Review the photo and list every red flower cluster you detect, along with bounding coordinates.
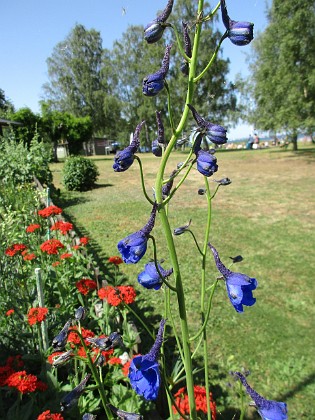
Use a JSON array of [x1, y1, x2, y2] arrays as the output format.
[[22, 250, 37, 261], [27, 307, 48, 326], [50, 221, 73, 235], [60, 252, 73, 259], [37, 410, 64, 420], [108, 256, 123, 265], [76, 278, 97, 295], [38, 205, 62, 218], [5, 243, 27, 257], [173, 386, 217, 419], [40, 239, 65, 255], [67, 326, 95, 347], [80, 237, 89, 245], [108, 357, 122, 365], [6, 309, 14, 316], [26, 224, 41, 233], [98, 285, 136, 306], [6, 370, 47, 394]]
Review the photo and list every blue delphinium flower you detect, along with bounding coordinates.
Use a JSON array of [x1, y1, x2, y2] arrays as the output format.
[[144, 0, 174, 44], [60, 374, 91, 411], [196, 150, 219, 177], [113, 121, 145, 172], [118, 203, 157, 264], [220, 0, 254, 46], [208, 243, 257, 313], [52, 318, 72, 350], [143, 45, 172, 96], [180, 21, 192, 76], [129, 319, 166, 400], [231, 372, 288, 420], [188, 104, 227, 145], [138, 262, 173, 290]]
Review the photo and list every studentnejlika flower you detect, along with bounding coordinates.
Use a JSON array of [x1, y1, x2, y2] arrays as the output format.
[[117, 203, 157, 264], [40, 239, 65, 255], [128, 319, 166, 400], [138, 262, 173, 290], [144, 0, 174, 43], [113, 121, 145, 172], [27, 307, 48, 326], [220, 0, 254, 46], [209, 243, 257, 313], [143, 45, 172, 96], [75, 278, 97, 295], [231, 372, 288, 420], [38, 205, 62, 218]]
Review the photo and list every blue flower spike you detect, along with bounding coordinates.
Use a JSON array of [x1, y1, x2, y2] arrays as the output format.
[[220, 0, 254, 46], [118, 203, 158, 264], [231, 372, 288, 420], [107, 403, 143, 419], [187, 104, 227, 145], [138, 262, 173, 290], [208, 243, 257, 313], [113, 121, 145, 172], [180, 21, 192, 76], [143, 45, 172, 97], [129, 319, 166, 400], [60, 374, 91, 412], [144, 0, 174, 44]]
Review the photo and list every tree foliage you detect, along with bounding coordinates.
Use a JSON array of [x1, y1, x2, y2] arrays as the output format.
[[247, 0, 315, 148], [0, 88, 14, 118]]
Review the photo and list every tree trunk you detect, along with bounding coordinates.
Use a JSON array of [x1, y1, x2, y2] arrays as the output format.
[[291, 131, 298, 151]]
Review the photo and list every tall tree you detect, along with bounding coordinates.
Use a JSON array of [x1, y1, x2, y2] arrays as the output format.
[[247, 0, 315, 149], [42, 24, 108, 133], [0, 88, 14, 118]]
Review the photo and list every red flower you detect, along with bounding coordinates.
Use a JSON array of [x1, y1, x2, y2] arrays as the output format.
[[60, 253, 73, 259], [80, 237, 89, 245], [6, 370, 38, 394], [6, 309, 14, 316], [172, 386, 217, 419], [47, 352, 64, 365], [50, 221, 73, 235], [98, 285, 136, 306], [23, 253, 37, 261], [37, 410, 64, 420], [67, 326, 95, 347], [5, 243, 27, 257], [38, 205, 62, 218], [108, 256, 123, 265], [52, 261, 60, 267], [27, 307, 48, 326], [76, 278, 97, 295], [108, 357, 122, 365], [72, 245, 80, 250], [40, 239, 65, 255], [6, 355, 24, 370], [26, 224, 41, 233]]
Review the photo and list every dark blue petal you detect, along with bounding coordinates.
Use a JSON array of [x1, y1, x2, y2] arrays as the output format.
[[152, 139, 162, 157], [258, 401, 288, 420], [144, 21, 166, 43], [143, 76, 165, 96], [196, 150, 218, 177], [229, 21, 254, 46], [206, 124, 227, 144], [129, 356, 160, 400], [117, 232, 148, 264]]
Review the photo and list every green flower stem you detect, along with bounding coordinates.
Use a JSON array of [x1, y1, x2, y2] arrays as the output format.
[[170, 23, 191, 62], [186, 229, 203, 255], [163, 160, 195, 206], [172, 335, 203, 385], [75, 329, 113, 419], [200, 177, 213, 420], [165, 82, 175, 133], [123, 303, 155, 340], [194, 32, 227, 83], [153, 1, 206, 417], [211, 184, 220, 199], [203, 0, 221, 22], [149, 235, 177, 292], [134, 156, 155, 205], [35, 268, 49, 352]]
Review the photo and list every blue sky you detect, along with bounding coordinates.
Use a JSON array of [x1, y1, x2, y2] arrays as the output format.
[[1, 0, 269, 140]]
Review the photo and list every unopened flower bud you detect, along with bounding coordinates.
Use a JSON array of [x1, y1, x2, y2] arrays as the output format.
[[220, 0, 254, 46], [144, 0, 174, 44], [143, 45, 172, 96], [173, 219, 192, 235]]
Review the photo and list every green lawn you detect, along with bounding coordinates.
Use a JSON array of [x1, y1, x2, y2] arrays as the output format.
[[51, 145, 315, 419]]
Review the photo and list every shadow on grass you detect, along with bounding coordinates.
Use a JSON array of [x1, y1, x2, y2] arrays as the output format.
[[277, 371, 315, 401], [94, 183, 114, 189]]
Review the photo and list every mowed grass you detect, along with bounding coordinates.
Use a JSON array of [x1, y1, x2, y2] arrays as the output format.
[[51, 146, 315, 419]]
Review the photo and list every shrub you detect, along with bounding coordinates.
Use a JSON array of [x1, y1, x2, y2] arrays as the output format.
[[62, 156, 99, 191]]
